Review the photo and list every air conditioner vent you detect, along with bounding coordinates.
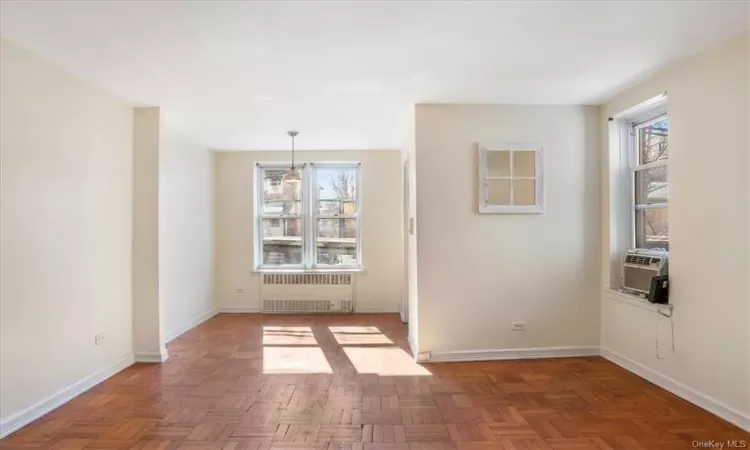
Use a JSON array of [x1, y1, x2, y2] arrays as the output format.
[[624, 255, 662, 266]]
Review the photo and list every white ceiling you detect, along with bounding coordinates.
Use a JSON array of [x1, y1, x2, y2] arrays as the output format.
[[1, 1, 747, 150]]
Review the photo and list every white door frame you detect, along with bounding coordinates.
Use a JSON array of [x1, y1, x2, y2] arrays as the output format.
[[400, 158, 409, 323]]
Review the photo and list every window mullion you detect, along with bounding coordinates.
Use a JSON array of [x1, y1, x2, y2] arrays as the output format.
[[310, 164, 318, 269], [304, 165, 313, 269], [312, 165, 317, 269]]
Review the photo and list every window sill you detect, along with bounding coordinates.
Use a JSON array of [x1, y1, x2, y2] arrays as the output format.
[[604, 288, 672, 313], [252, 267, 366, 274]]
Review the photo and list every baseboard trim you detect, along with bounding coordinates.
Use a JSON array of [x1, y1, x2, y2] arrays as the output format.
[[165, 309, 217, 343], [408, 334, 418, 360], [0, 353, 134, 439], [218, 306, 260, 313], [134, 350, 169, 363], [601, 347, 749, 431], [428, 346, 600, 363], [218, 306, 400, 314]]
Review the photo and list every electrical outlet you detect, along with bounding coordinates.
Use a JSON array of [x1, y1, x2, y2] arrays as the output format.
[[95, 334, 105, 345], [511, 322, 526, 331], [236, 288, 244, 293]]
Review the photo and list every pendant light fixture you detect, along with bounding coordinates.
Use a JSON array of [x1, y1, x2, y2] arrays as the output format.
[[283, 130, 302, 182]]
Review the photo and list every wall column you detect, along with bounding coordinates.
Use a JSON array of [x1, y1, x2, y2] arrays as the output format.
[[132, 107, 166, 362]]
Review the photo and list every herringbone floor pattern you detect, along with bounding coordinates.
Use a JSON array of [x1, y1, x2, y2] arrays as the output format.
[[1, 314, 746, 449]]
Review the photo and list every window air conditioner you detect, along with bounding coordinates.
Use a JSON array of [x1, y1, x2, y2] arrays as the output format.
[[621, 249, 668, 295]]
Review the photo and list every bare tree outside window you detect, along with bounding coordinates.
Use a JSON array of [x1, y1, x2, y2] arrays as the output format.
[[316, 168, 358, 265], [330, 170, 357, 200]]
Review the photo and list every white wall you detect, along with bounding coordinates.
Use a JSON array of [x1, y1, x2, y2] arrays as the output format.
[[214, 150, 403, 313], [159, 128, 214, 341], [414, 105, 601, 354], [0, 38, 134, 426], [599, 33, 749, 424]]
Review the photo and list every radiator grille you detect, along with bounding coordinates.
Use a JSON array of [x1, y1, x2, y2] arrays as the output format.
[[263, 299, 332, 313], [260, 273, 354, 313], [262, 299, 353, 313], [262, 273, 352, 285]]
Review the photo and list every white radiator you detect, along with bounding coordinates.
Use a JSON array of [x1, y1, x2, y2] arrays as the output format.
[[260, 273, 354, 313]]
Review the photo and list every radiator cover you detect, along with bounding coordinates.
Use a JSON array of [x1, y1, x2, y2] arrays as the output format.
[[260, 273, 354, 313]]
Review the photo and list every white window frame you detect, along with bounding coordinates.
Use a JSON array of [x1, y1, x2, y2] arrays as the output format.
[[478, 142, 544, 214], [627, 110, 668, 250], [254, 162, 362, 272]]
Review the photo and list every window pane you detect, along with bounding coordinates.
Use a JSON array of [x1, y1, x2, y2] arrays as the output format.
[[636, 208, 669, 251], [638, 118, 669, 165], [513, 179, 536, 206], [486, 151, 510, 177], [262, 218, 302, 265], [318, 199, 357, 216], [635, 166, 668, 205], [487, 179, 510, 205], [263, 169, 302, 214], [317, 219, 357, 265], [513, 151, 536, 177], [316, 167, 358, 214]]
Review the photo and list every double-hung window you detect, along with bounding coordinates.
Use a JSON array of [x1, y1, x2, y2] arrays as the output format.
[[631, 114, 669, 250], [255, 162, 361, 271]]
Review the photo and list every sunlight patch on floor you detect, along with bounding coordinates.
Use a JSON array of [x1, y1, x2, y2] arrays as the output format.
[[343, 347, 431, 376], [328, 326, 394, 345], [262, 347, 332, 374], [263, 326, 317, 345]]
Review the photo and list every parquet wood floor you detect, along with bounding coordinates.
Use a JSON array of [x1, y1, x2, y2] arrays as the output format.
[[1, 313, 746, 450]]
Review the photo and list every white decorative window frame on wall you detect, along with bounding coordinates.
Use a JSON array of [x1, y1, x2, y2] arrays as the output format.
[[478, 142, 544, 214]]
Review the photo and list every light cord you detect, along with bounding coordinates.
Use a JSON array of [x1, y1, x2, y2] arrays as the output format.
[[291, 134, 296, 170], [656, 306, 675, 359]]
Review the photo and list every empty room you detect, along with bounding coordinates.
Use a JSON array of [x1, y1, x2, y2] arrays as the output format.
[[0, 1, 748, 449]]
